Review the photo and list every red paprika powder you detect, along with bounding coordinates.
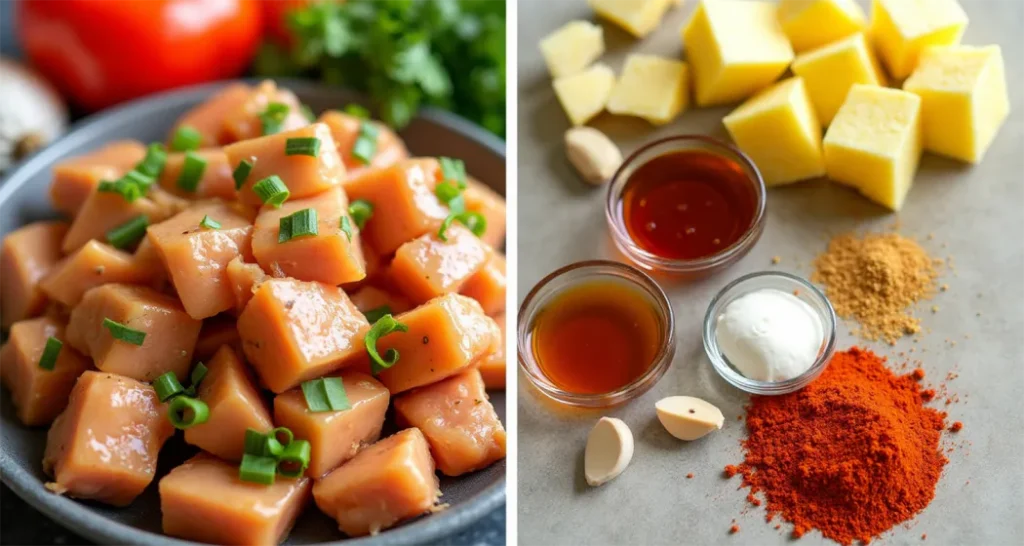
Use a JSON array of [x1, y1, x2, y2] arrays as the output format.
[[728, 347, 948, 545]]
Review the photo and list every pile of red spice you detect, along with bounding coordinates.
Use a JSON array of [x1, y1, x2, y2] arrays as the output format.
[[725, 347, 948, 545]]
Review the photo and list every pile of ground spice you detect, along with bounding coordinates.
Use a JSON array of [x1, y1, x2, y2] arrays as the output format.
[[725, 348, 948, 545], [812, 232, 940, 344]]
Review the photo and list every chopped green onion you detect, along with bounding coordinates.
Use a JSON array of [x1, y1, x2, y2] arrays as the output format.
[[276, 439, 311, 478], [260, 102, 290, 135], [176, 151, 207, 193], [252, 175, 290, 207], [102, 318, 146, 345], [363, 305, 391, 325], [199, 215, 221, 230], [154, 372, 185, 402], [285, 137, 321, 157], [232, 159, 253, 190], [271, 427, 294, 448], [300, 104, 315, 122], [440, 157, 467, 189], [183, 361, 208, 397], [239, 454, 278, 485], [245, 428, 272, 456], [435, 181, 466, 214], [106, 215, 149, 249], [339, 215, 352, 241], [344, 104, 370, 119], [135, 143, 168, 178], [38, 337, 62, 370], [438, 211, 487, 242], [365, 314, 409, 375], [351, 121, 379, 165], [168, 396, 209, 429], [349, 200, 374, 229], [97, 178, 143, 203], [301, 378, 351, 413], [122, 169, 156, 190], [170, 125, 202, 152], [278, 208, 318, 243]]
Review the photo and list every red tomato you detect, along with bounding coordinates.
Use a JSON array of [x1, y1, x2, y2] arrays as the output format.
[[18, 0, 263, 111], [261, 0, 316, 46]]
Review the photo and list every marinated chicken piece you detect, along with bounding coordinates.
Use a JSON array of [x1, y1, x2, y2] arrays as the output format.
[[160, 453, 311, 546], [394, 369, 506, 476], [460, 252, 507, 316], [184, 345, 273, 461], [62, 189, 175, 254], [66, 284, 201, 381], [43, 371, 174, 506], [167, 83, 251, 147], [0, 316, 91, 425], [476, 312, 506, 389], [390, 224, 492, 304], [348, 286, 413, 317], [39, 241, 149, 307], [463, 177, 506, 248], [50, 140, 147, 216], [220, 81, 308, 143], [194, 316, 241, 361], [318, 110, 409, 178], [226, 257, 269, 312], [274, 371, 389, 478], [1, 220, 67, 328], [158, 149, 237, 200], [237, 278, 369, 393], [313, 428, 440, 537]]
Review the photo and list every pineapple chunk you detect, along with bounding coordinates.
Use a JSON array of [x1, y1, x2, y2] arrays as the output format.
[[778, 0, 867, 52], [723, 77, 825, 186], [682, 0, 794, 107], [539, 21, 605, 78], [553, 64, 616, 127], [589, 0, 673, 38], [791, 33, 886, 126], [823, 84, 922, 211], [869, 0, 968, 80], [607, 55, 689, 125], [903, 45, 1009, 164]]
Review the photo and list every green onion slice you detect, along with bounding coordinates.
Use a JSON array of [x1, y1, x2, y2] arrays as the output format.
[[276, 439, 311, 478], [440, 157, 467, 189], [348, 200, 373, 229], [252, 175, 290, 207], [435, 181, 466, 214], [239, 453, 277, 485], [154, 372, 185, 402], [339, 215, 352, 241], [344, 104, 370, 119], [106, 215, 149, 249], [168, 396, 209, 429], [351, 121, 379, 165], [102, 318, 146, 345], [365, 314, 409, 375], [170, 125, 202, 152], [363, 305, 391, 325], [176, 151, 207, 193], [98, 178, 143, 203], [136, 143, 168, 178], [437, 211, 487, 242], [285, 137, 321, 157], [232, 159, 253, 190], [38, 337, 63, 370], [272, 427, 294, 448], [183, 361, 208, 397], [301, 378, 351, 413], [260, 102, 290, 136], [278, 208, 318, 243], [245, 428, 272, 456], [199, 215, 221, 230]]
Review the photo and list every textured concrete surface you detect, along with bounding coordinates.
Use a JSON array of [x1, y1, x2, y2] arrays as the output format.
[[517, 1, 1024, 544]]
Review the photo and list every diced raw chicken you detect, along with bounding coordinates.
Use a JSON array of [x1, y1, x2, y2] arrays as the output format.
[[348, 286, 413, 317], [50, 140, 147, 216], [167, 83, 251, 147], [194, 316, 241, 361], [1, 220, 68, 328], [390, 224, 492, 304], [43, 371, 174, 506], [459, 252, 506, 316], [313, 428, 440, 537], [318, 110, 408, 178], [464, 177, 506, 248], [62, 189, 176, 254], [477, 312, 506, 390], [226, 256, 269, 312], [394, 369, 506, 476], [220, 81, 308, 143], [39, 241, 148, 307], [158, 149, 237, 200]]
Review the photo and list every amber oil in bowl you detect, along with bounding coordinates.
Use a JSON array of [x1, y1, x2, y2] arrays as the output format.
[[518, 260, 675, 407]]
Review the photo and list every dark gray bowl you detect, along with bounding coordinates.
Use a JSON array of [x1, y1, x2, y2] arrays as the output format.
[[0, 80, 506, 545]]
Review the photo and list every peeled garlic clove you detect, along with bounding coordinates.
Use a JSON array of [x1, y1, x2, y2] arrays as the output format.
[[564, 126, 623, 186], [655, 396, 725, 441], [584, 417, 634, 486]]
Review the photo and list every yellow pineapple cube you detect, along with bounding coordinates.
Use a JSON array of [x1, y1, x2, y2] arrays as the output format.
[[791, 33, 886, 126], [823, 84, 922, 211], [539, 21, 605, 78], [552, 63, 617, 126], [607, 55, 689, 125], [778, 0, 867, 52], [903, 45, 1009, 164], [682, 0, 794, 107], [869, 0, 968, 80], [589, 0, 673, 38], [723, 77, 824, 186]]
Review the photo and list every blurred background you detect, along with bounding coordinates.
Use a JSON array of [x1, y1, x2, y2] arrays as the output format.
[[0, 1, 505, 544]]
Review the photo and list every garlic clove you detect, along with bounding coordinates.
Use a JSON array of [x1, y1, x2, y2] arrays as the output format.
[[564, 126, 623, 186], [655, 396, 725, 441], [584, 416, 634, 486]]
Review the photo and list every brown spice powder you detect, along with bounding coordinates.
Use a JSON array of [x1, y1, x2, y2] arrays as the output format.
[[812, 232, 940, 344]]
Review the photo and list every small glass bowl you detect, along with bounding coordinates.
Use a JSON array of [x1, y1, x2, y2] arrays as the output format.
[[605, 135, 767, 277], [702, 271, 837, 395], [518, 260, 676, 408]]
